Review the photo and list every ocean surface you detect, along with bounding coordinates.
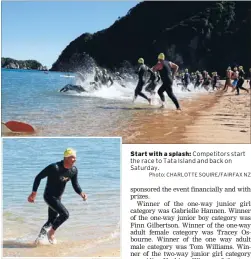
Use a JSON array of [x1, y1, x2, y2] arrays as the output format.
[[3, 138, 120, 254], [1, 69, 207, 136]]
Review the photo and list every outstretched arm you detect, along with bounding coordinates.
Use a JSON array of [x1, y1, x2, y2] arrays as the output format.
[[60, 85, 70, 92], [59, 87, 66, 92], [28, 164, 51, 203]]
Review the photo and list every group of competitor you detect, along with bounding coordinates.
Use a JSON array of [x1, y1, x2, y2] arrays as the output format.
[[59, 69, 116, 93], [222, 66, 250, 95], [60, 52, 250, 111], [134, 53, 181, 109], [134, 53, 250, 110], [176, 66, 251, 94], [176, 70, 218, 91]]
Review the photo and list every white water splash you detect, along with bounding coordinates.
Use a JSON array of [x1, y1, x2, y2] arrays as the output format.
[[60, 70, 209, 106]]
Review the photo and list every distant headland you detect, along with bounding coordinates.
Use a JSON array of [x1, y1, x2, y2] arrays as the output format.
[[1, 57, 48, 71]]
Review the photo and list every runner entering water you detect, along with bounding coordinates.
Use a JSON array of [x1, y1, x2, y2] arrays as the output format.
[[145, 69, 161, 95], [236, 66, 249, 95], [28, 148, 87, 244], [133, 58, 151, 104], [152, 53, 181, 110]]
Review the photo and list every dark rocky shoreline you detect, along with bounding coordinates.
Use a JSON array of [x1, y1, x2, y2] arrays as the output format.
[[1, 57, 48, 71], [50, 1, 250, 75]]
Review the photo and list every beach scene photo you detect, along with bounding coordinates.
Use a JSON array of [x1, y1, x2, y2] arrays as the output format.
[[1, 1, 250, 143], [2, 137, 120, 257]]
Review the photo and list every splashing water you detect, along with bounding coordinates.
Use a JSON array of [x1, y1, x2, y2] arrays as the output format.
[[2, 68, 211, 136], [63, 68, 208, 105]]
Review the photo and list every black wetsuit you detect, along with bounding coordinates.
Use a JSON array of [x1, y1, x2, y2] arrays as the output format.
[[94, 72, 101, 83], [212, 75, 218, 90], [90, 71, 102, 89], [182, 72, 191, 91], [135, 64, 149, 101], [202, 74, 211, 86], [60, 84, 87, 93], [190, 75, 196, 84], [145, 70, 160, 93], [158, 61, 180, 109], [33, 161, 82, 233], [249, 71, 251, 89], [223, 70, 232, 91], [236, 70, 248, 95], [101, 74, 114, 86], [195, 74, 202, 88]]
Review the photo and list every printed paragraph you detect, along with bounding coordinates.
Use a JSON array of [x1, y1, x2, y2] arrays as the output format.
[[129, 197, 251, 258]]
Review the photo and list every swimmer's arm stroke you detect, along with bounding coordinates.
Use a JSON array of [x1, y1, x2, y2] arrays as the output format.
[[27, 164, 52, 203]]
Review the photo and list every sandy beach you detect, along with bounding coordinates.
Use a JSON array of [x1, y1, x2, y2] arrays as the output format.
[[2, 83, 250, 144], [3, 239, 120, 257], [2, 85, 250, 258], [118, 81, 250, 144]]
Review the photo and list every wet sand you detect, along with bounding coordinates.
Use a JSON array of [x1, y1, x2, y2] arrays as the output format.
[[3, 239, 120, 257], [2, 82, 250, 144], [118, 82, 250, 144]]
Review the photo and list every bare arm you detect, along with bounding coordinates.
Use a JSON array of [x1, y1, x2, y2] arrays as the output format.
[[169, 62, 179, 78], [152, 62, 163, 72]]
